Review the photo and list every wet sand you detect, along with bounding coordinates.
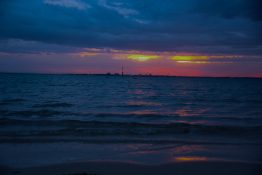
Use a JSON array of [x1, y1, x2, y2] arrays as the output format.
[[1, 161, 262, 175]]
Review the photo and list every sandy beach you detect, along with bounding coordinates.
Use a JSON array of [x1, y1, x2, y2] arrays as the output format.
[[1, 161, 262, 175]]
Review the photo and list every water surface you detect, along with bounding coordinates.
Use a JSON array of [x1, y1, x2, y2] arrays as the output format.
[[0, 73, 262, 166]]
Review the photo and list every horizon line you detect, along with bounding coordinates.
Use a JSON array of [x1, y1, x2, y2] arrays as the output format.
[[0, 71, 261, 79]]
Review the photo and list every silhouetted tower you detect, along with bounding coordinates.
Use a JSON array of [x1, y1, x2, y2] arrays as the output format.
[[121, 65, 124, 76]]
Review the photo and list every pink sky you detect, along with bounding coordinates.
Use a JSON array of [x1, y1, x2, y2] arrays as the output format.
[[0, 49, 261, 77]]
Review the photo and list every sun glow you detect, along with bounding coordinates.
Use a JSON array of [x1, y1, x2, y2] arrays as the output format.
[[171, 55, 208, 61], [176, 61, 234, 64], [78, 48, 243, 64], [127, 54, 160, 62]]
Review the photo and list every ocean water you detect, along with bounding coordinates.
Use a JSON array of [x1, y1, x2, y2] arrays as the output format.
[[0, 73, 262, 166]]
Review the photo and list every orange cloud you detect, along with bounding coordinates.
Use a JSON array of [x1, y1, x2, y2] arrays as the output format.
[[127, 54, 160, 61], [171, 55, 208, 61], [78, 48, 242, 64], [79, 52, 98, 57], [176, 61, 234, 64]]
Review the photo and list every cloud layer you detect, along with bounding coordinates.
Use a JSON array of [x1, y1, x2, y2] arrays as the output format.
[[0, 0, 261, 76], [0, 0, 261, 53], [44, 0, 91, 10]]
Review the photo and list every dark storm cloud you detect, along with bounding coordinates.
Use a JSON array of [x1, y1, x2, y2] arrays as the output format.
[[0, 0, 261, 54]]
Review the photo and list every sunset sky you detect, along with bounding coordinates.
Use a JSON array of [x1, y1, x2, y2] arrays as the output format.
[[0, 0, 261, 77]]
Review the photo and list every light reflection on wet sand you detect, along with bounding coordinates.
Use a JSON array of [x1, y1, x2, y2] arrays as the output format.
[[123, 144, 208, 163], [174, 156, 208, 162], [0, 143, 261, 167]]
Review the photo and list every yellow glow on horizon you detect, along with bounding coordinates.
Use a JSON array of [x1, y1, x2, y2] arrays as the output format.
[[176, 61, 234, 64], [176, 61, 210, 64], [79, 52, 98, 57], [78, 49, 242, 64], [127, 54, 160, 62], [171, 55, 209, 61]]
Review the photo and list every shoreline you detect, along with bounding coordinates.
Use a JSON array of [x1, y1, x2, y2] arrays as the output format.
[[1, 160, 262, 175], [0, 142, 261, 169]]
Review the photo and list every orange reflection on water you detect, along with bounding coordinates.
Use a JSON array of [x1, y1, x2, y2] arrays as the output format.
[[175, 156, 208, 162], [175, 108, 208, 117], [172, 145, 205, 154], [175, 109, 193, 117], [128, 89, 145, 95], [127, 101, 161, 107], [127, 89, 156, 97], [127, 110, 157, 115]]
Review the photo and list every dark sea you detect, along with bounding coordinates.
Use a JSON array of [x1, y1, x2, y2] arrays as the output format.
[[0, 73, 262, 167]]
